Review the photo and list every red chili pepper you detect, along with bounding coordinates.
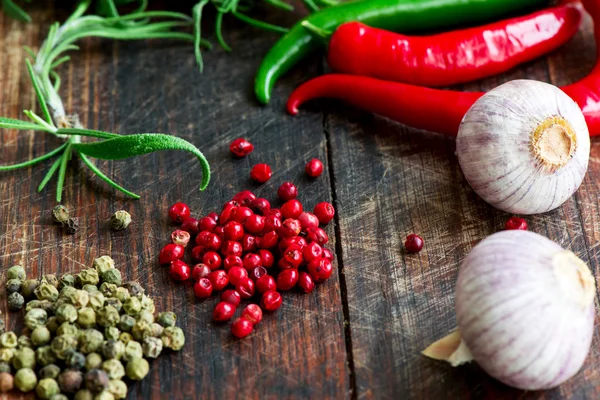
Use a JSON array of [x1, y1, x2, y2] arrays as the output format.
[[326, 4, 582, 87], [288, 0, 600, 137]]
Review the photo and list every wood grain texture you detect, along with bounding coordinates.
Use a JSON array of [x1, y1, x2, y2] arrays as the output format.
[[0, 2, 349, 399]]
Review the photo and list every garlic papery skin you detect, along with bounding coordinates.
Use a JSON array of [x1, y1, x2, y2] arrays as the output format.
[[456, 80, 590, 214], [424, 230, 596, 390]]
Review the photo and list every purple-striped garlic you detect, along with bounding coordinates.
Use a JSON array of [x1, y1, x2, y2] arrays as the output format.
[[457, 80, 590, 215], [423, 230, 596, 390]]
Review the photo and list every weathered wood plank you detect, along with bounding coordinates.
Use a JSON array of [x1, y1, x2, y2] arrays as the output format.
[[326, 13, 600, 400], [0, 3, 350, 399]]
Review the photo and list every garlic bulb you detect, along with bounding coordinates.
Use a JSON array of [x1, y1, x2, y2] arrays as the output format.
[[423, 230, 596, 390], [456, 80, 589, 214]]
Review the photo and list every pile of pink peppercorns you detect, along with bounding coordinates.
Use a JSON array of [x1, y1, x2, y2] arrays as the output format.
[[157, 140, 335, 338]]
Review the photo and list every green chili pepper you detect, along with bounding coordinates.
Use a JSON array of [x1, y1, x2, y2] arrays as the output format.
[[254, 0, 550, 104]]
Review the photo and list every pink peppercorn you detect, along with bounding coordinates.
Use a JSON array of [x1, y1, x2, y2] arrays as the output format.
[[213, 302, 236, 322], [241, 304, 263, 325], [231, 318, 253, 338], [305, 159, 324, 178], [250, 164, 272, 183], [505, 217, 528, 231], [404, 234, 424, 253]]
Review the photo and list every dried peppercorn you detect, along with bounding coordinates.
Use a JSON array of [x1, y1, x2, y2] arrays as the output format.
[[84, 369, 109, 393], [58, 369, 83, 393], [7, 265, 25, 281], [36, 377, 60, 399], [52, 205, 70, 225], [8, 292, 24, 311], [110, 210, 132, 231], [85, 353, 103, 371], [102, 359, 125, 380], [39, 364, 61, 379], [125, 358, 149, 381], [0, 371, 13, 393], [14, 367, 37, 392], [12, 347, 36, 370]]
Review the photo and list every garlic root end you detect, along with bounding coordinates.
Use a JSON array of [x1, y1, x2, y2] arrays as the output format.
[[422, 330, 473, 367]]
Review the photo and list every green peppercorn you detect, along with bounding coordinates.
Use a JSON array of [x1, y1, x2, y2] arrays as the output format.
[[12, 347, 35, 370], [125, 357, 149, 381], [78, 269, 100, 287], [36, 377, 60, 399], [137, 310, 154, 325], [118, 333, 132, 344], [42, 274, 59, 288], [95, 391, 115, 400], [26, 299, 54, 313], [8, 292, 24, 311], [157, 311, 176, 328], [104, 327, 119, 342], [75, 389, 94, 400], [57, 322, 82, 339], [102, 359, 125, 380], [140, 295, 155, 313], [7, 265, 26, 281], [31, 326, 51, 346], [101, 340, 125, 360], [51, 394, 69, 400], [57, 368, 83, 393], [131, 321, 150, 342], [46, 316, 60, 334], [0, 332, 17, 348], [21, 279, 39, 299], [122, 341, 142, 363], [108, 379, 127, 399], [99, 283, 117, 298], [14, 367, 37, 392], [23, 308, 47, 331], [84, 369, 109, 393], [36, 346, 57, 367], [113, 287, 129, 303], [52, 205, 70, 225], [59, 285, 77, 299], [51, 335, 78, 360], [122, 297, 141, 316], [122, 281, 144, 297], [6, 278, 22, 294], [39, 364, 60, 379], [105, 298, 122, 313], [67, 351, 86, 370], [58, 274, 76, 290], [93, 256, 115, 275], [0, 371, 13, 393], [117, 315, 135, 333], [100, 269, 122, 286], [85, 353, 103, 371], [78, 308, 97, 328], [71, 290, 90, 309], [88, 291, 105, 311], [0, 361, 11, 373], [17, 335, 31, 350], [110, 210, 131, 231], [35, 282, 59, 302], [79, 329, 104, 354], [161, 326, 185, 351], [97, 306, 119, 328], [0, 348, 14, 363], [82, 284, 99, 293], [142, 337, 162, 359]]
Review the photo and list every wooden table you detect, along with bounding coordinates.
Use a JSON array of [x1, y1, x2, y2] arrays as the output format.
[[1, 3, 600, 399]]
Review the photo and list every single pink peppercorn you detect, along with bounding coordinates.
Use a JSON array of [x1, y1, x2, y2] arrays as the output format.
[[305, 159, 324, 178], [313, 202, 335, 224], [171, 230, 190, 247], [194, 278, 213, 299], [202, 251, 222, 270], [209, 270, 229, 292], [258, 250, 274, 268], [250, 198, 271, 215], [230, 138, 254, 158], [192, 264, 212, 281], [244, 215, 265, 235], [168, 202, 190, 224], [307, 258, 333, 283], [198, 216, 217, 232], [306, 227, 329, 245], [505, 217, 528, 231], [297, 272, 315, 294], [221, 290, 241, 307], [224, 221, 244, 241], [404, 234, 424, 253], [298, 212, 319, 231], [159, 244, 185, 265], [261, 291, 282, 311], [241, 304, 263, 325], [277, 269, 299, 291], [281, 199, 303, 219], [255, 275, 276, 294], [213, 302, 236, 322], [232, 190, 256, 206], [236, 277, 255, 299], [231, 318, 253, 338], [277, 182, 298, 201], [250, 164, 272, 183], [223, 255, 243, 272], [303, 242, 323, 263], [169, 260, 191, 281], [228, 267, 249, 287], [181, 217, 200, 235]]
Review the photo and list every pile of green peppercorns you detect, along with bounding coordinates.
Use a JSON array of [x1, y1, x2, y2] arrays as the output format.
[[1, 256, 185, 399]]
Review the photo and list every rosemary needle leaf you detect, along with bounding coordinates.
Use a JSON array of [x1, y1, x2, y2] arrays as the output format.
[[231, 11, 289, 34], [38, 157, 62, 192], [302, 0, 320, 13], [73, 133, 211, 191], [55, 142, 73, 203], [26, 59, 54, 126], [193, 0, 210, 73], [0, 142, 67, 171], [263, 0, 294, 12], [1, 0, 31, 22], [79, 152, 140, 199], [0, 116, 45, 131], [57, 127, 120, 139], [215, 12, 231, 52]]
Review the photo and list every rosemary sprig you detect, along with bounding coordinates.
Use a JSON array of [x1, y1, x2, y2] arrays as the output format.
[[0, 0, 211, 202]]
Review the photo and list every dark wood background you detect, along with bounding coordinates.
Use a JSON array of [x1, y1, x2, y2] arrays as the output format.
[[1, 1, 600, 399]]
